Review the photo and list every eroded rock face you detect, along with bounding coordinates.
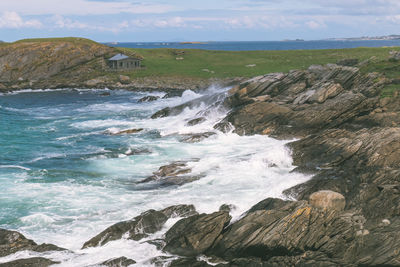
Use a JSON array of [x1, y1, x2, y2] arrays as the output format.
[[0, 257, 59, 267], [82, 205, 197, 249], [309, 190, 346, 211], [0, 229, 65, 257], [138, 95, 160, 102], [100, 256, 136, 267], [163, 211, 231, 257]]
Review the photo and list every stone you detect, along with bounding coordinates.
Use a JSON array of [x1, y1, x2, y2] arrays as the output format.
[[109, 128, 143, 135], [0, 257, 59, 267], [119, 75, 130, 84], [100, 256, 136, 267], [309, 190, 346, 211], [163, 211, 231, 257], [179, 132, 216, 143], [138, 95, 160, 102], [161, 204, 198, 218], [0, 229, 65, 257], [82, 209, 169, 248], [138, 161, 203, 187], [186, 117, 206, 126]]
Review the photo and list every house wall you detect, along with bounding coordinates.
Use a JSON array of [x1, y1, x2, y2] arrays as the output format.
[[108, 58, 141, 70]]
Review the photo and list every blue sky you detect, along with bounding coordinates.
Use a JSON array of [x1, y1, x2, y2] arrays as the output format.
[[0, 0, 400, 42]]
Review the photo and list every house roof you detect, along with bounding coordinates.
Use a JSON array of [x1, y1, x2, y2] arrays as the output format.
[[108, 53, 130, 61]]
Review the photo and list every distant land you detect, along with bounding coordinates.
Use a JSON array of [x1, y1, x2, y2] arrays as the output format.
[[327, 34, 400, 41]]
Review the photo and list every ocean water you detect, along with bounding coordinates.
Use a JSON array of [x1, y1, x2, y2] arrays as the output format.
[[0, 87, 309, 266], [106, 40, 400, 51]]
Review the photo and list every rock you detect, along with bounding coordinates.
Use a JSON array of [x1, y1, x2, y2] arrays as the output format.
[[151, 107, 171, 119], [100, 257, 136, 267], [138, 161, 203, 186], [138, 95, 160, 102], [0, 257, 59, 267], [307, 82, 344, 104], [163, 211, 231, 256], [161, 204, 198, 218], [247, 198, 291, 213], [209, 202, 357, 264], [186, 117, 206, 126], [110, 128, 143, 135], [309, 190, 346, 211], [82, 205, 197, 249], [168, 258, 215, 267], [180, 132, 216, 143], [219, 204, 236, 213], [0, 229, 65, 257], [119, 75, 130, 84], [337, 58, 359, 66], [82, 209, 169, 248], [162, 91, 184, 99], [100, 91, 111, 96]]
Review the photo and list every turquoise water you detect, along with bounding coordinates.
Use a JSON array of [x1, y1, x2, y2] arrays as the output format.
[[0, 88, 309, 266]]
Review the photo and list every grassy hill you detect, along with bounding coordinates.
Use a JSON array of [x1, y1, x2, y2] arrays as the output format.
[[0, 37, 399, 94]]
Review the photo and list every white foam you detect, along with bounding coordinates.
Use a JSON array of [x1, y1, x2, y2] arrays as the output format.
[[0, 165, 31, 171]]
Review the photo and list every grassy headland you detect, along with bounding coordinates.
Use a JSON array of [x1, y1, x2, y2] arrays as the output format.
[[0, 37, 399, 94]]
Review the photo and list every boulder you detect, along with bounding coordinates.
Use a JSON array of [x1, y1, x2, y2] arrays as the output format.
[[119, 75, 130, 84], [186, 117, 206, 126], [163, 211, 231, 256], [82, 205, 197, 248], [309, 190, 346, 211], [82, 209, 168, 248], [0, 229, 65, 257], [0, 257, 59, 267], [138, 95, 160, 102], [179, 132, 216, 143], [100, 256, 136, 267], [138, 161, 203, 187]]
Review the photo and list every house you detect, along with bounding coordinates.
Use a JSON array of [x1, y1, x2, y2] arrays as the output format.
[[108, 53, 142, 70]]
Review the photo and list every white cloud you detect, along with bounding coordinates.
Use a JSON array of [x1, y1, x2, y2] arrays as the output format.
[[0, 0, 176, 15], [306, 20, 326, 29], [0, 11, 42, 29]]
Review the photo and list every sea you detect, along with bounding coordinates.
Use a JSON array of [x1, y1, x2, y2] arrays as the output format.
[[106, 39, 400, 51]]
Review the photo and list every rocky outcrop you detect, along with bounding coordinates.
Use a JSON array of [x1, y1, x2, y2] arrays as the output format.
[[138, 161, 204, 187], [148, 62, 400, 266], [138, 95, 160, 102], [309, 190, 346, 211], [99, 256, 136, 267], [82, 205, 197, 248], [0, 257, 59, 267], [0, 229, 65, 257], [163, 211, 231, 257]]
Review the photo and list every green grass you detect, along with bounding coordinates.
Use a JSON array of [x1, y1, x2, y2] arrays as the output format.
[[112, 46, 400, 79], [381, 84, 400, 98], [14, 37, 99, 45]]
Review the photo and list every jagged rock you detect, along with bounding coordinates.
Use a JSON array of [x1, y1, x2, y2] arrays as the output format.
[[109, 128, 143, 135], [168, 258, 215, 267], [307, 82, 344, 104], [247, 198, 291, 213], [138, 161, 203, 186], [82, 205, 197, 249], [0, 257, 59, 267], [163, 211, 231, 256], [0, 229, 65, 257], [219, 204, 236, 213], [161, 204, 198, 218], [138, 95, 160, 102], [180, 132, 216, 143], [209, 202, 359, 264], [151, 107, 171, 119], [100, 256, 136, 267], [186, 117, 206, 126], [309, 190, 346, 211]]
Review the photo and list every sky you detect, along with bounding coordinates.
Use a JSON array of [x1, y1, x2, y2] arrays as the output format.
[[0, 0, 400, 42]]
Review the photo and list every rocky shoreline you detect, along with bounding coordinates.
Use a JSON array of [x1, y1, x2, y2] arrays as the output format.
[[1, 62, 400, 266]]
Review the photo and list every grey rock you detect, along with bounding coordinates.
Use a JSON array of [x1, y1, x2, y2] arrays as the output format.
[[163, 211, 231, 257], [0, 257, 59, 267], [100, 256, 136, 267]]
